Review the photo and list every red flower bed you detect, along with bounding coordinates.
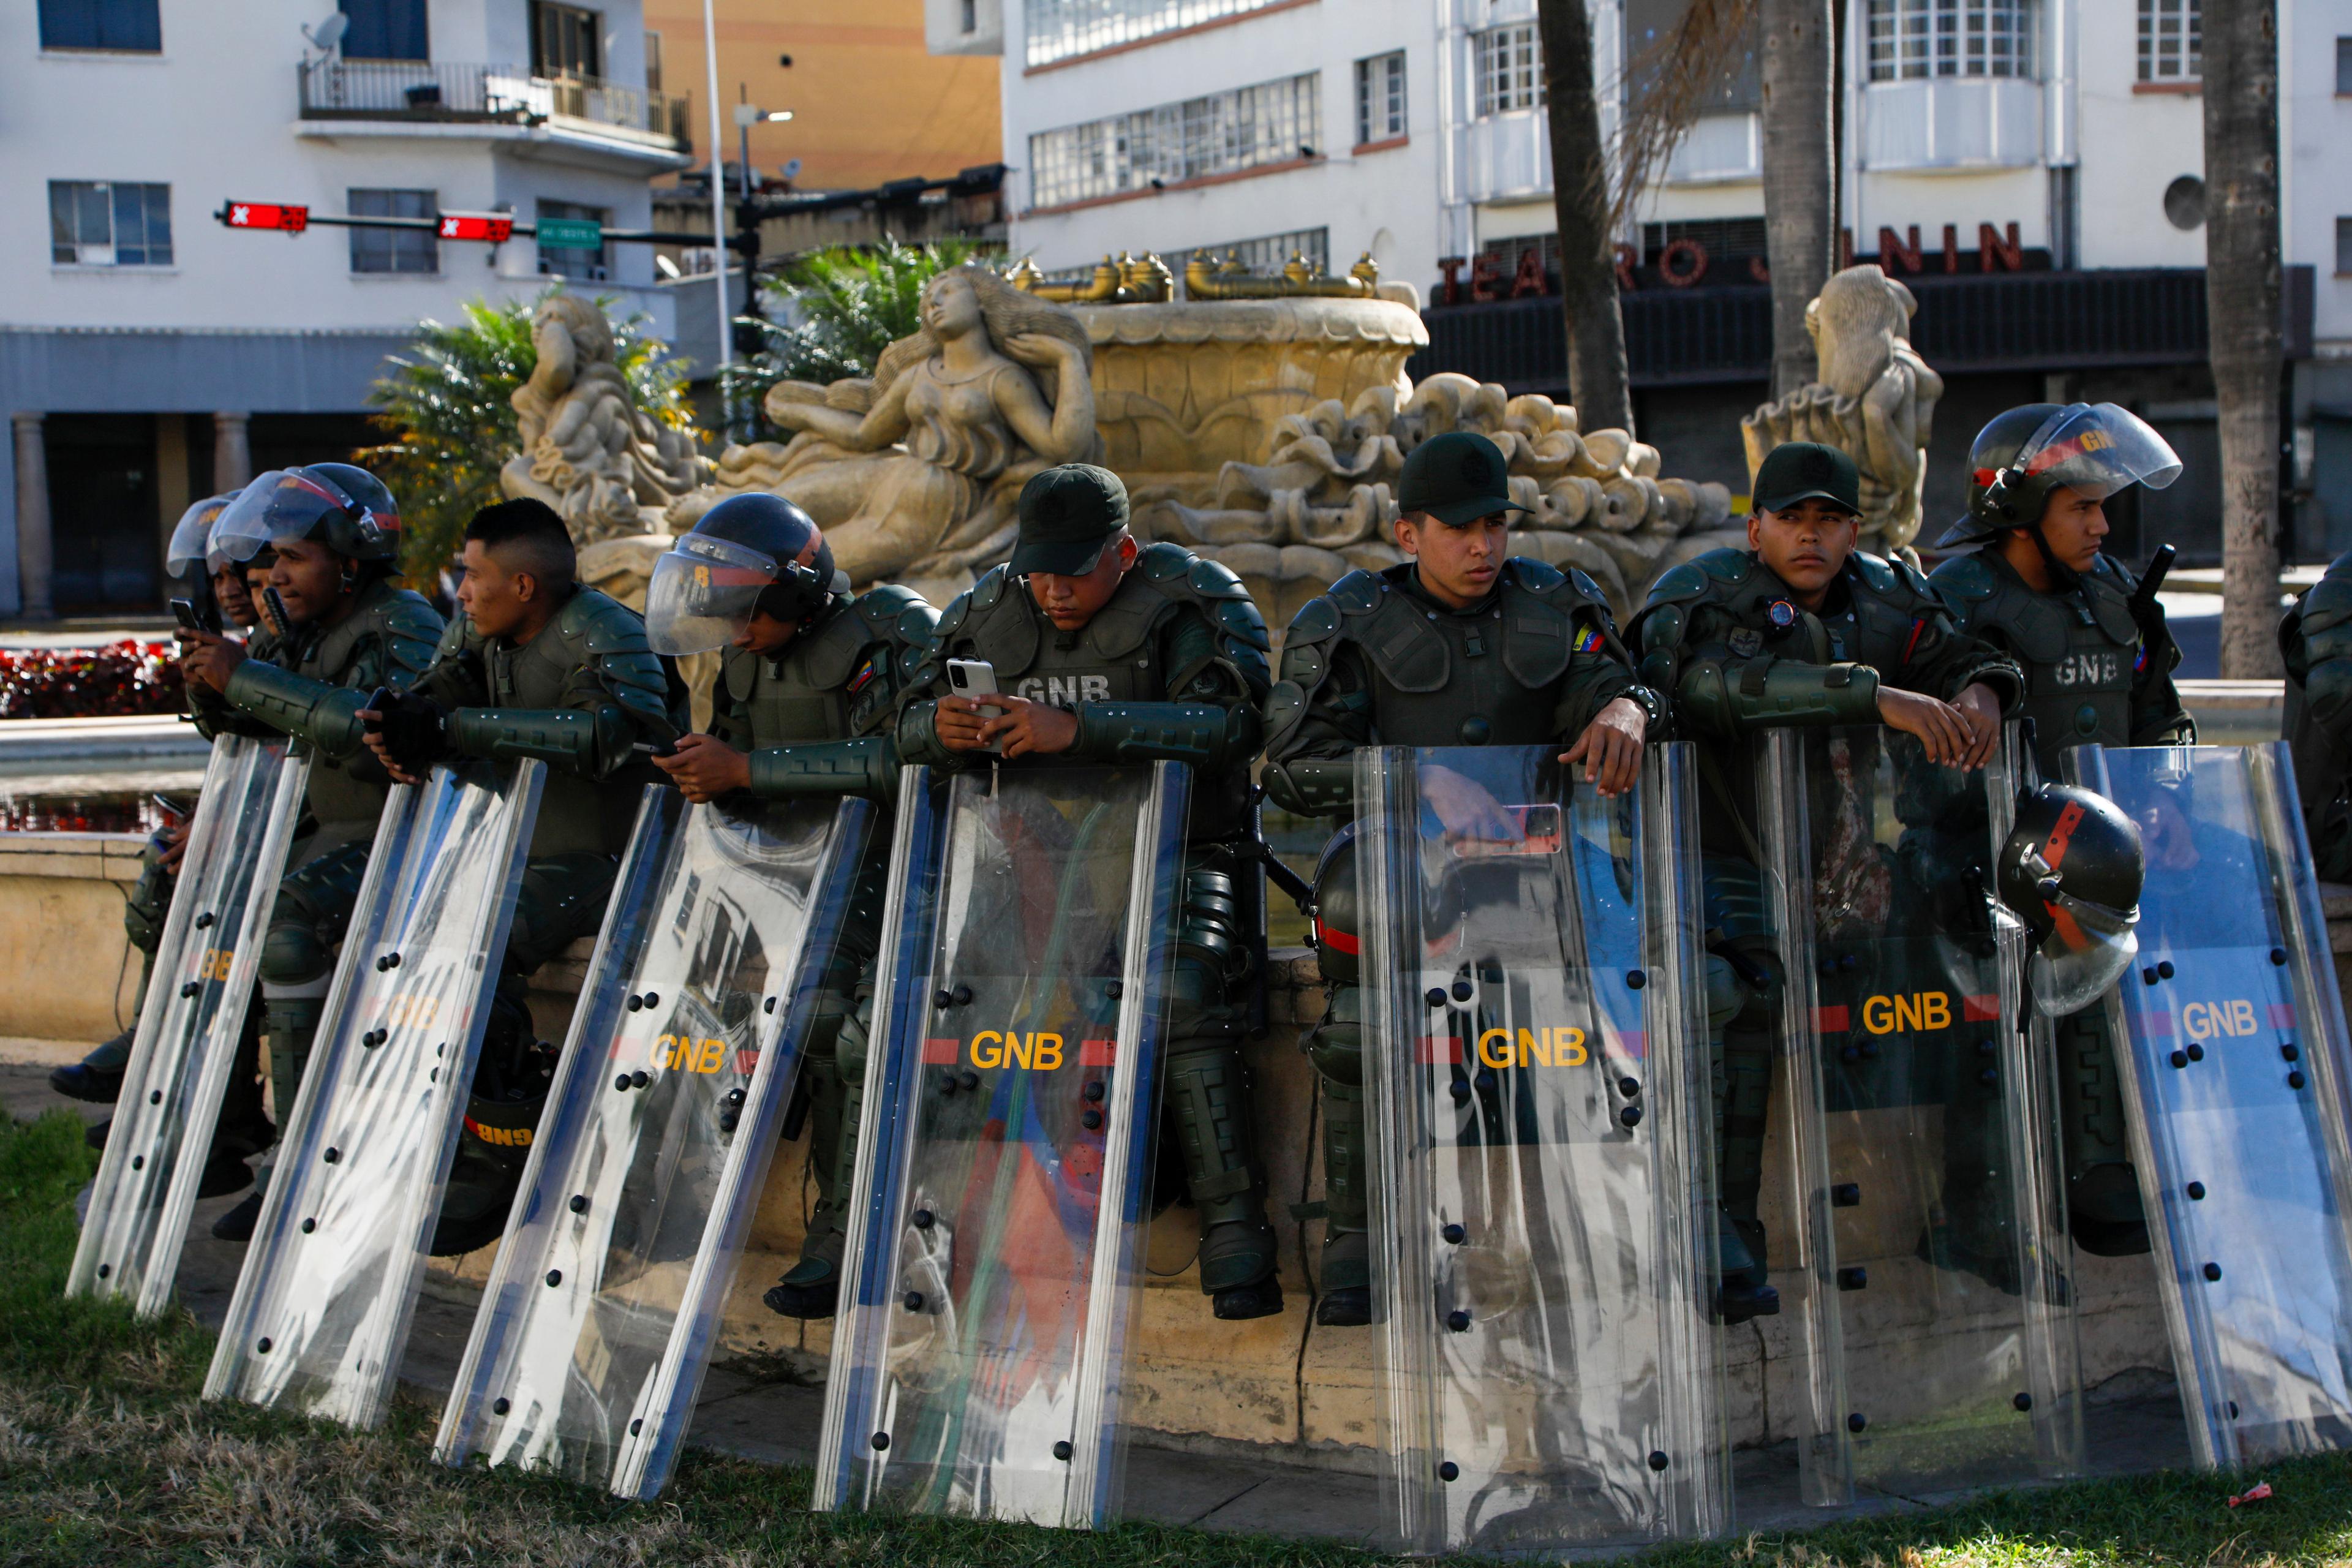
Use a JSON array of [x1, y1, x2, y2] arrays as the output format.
[[0, 639, 184, 720]]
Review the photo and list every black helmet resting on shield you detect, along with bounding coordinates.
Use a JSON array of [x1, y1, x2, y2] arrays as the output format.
[[1935, 402, 2184, 556], [645, 492, 840, 655], [210, 463, 402, 564], [1996, 781, 2146, 1014]]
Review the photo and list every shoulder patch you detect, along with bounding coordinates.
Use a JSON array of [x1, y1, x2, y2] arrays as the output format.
[[1330, 570, 1384, 616]]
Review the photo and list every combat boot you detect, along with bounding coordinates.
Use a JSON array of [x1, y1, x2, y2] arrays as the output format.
[[769, 1000, 866, 1319], [51, 1029, 134, 1103], [1164, 1039, 1283, 1321]]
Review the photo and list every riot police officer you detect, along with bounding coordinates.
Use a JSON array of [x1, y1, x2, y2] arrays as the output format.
[[363, 497, 685, 1253], [897, 462, 1285, 1321], [1264, 430, 1663, 1327], [641, 493, 938, 1318], [1632, 441, 2021, 1316], [1928, 404, 2190, 1257], [180, 464, 446, 1238]]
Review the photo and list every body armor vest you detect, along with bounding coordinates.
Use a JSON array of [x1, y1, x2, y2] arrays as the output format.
[[1939, 552, 2141, 773], [1329, 560, 1615, 747], [720, 592, 910, 751], [292, 577, 439, 836], [481, 588, 658, 858]]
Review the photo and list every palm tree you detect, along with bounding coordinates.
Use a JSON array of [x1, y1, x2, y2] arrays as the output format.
[[1539, 0, 1637, 435], [1758, 0, 1834, 396], [2204, 0, 2284, 677]]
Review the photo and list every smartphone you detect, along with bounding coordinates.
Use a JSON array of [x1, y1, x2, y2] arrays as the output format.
[[169, 598, 209, 636], [946, 658, 1006, 752]]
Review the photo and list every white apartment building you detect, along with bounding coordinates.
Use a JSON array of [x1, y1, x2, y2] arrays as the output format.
[[952, 0, 2348, 564], [1, 0, 694, 617]]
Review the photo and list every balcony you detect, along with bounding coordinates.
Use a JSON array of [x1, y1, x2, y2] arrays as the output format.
[[1664, 111, 1761, 184], [1862, 77, 2041, 172], [297, 58, 690, 156], [1461, 109, 1551, 204]]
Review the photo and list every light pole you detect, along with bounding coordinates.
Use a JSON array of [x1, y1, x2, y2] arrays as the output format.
[[701, 0, 729, 428], [732, 100, 794, 200]]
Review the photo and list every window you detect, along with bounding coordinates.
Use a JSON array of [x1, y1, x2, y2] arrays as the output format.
[[1354, 51, 1407, 145], [2336, 36, 2352, 94], [531, 1, 603, 79], [1473, 24, 1545, 116], [337, 0, 427, 60], [1025, 0, 1291, 69], [49, 181, 172, 266], [1866, 0, 2035, 80], [2336, 217, 2352, 276], [1027, 72, 1320, 209], [37, 0, 160, 51], [538, 199, 610, 281], [349, 189, 437, 274], [962, 0, 979, 32], [1163, 227, 1330, 283], [2136, 0, 2199, 81], [644, 30, 663, 91]]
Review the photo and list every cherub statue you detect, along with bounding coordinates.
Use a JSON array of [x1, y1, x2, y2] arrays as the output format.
[[1740, 265, 1943, 554], [500, 293, 706, 544], [728, 266, 1097, 601]]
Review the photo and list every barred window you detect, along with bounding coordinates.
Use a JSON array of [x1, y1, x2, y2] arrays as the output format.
[[1025, 0, 1291, 68], [1027, 72, 1320, 209], [1355, 51, 1407, 145], [49, 180, 172, 266], [1866, 0, 2036, 80], [1473, 23, 1545, 116], [2137, 0, 2199, 81]]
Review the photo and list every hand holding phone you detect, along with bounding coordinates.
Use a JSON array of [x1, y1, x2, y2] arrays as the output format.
[[943, 658, 1006, 753]]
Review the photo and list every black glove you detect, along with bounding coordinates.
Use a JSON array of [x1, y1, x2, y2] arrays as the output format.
[[365, 686, 451, 769]]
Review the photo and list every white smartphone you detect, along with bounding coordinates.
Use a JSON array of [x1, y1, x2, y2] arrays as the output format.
[[946, 658, 1006, 751]]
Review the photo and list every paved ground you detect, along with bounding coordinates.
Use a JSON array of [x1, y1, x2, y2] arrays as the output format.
[[5, 1063, 2193, 1547]]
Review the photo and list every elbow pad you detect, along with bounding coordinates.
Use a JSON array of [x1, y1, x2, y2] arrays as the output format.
[[223, 660, 369, 757], [1680, 657, 1882, 733], [448, 706, 627, 774], [1263, 756, 1356, 816], [1071, 701, 1259, 772], [748, 736, 900, 802]]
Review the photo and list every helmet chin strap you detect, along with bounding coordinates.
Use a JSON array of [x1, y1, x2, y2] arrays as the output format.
[[2024, 518, 2081, 591]]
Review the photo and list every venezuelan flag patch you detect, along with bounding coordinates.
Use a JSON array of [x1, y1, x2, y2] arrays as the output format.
[[2133, 644, 2149, 674], [847, 657, 878, 694], [1572, 620, 1607, 655]]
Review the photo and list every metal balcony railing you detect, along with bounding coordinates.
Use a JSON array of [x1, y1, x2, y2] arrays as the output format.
[[297, 58, 690, 151]]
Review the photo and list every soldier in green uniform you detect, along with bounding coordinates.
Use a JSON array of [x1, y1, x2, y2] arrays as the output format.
[[1931, 403, 2192, 1257], [1263, 431, 1663, 1327], [1632, 442, 2021, 1316], [639, 492, 938, 1318], [363, 497, 686, 1254], [895, 462, 1285, 1321], [2286, 556, 2352, 881], [179, 465, 447, 1237]]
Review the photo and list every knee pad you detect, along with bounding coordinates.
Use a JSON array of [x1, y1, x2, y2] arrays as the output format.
[[258, 916, 333, 992], [1309, 825, 1361, 989], [1303, 982, 1363, 1084]]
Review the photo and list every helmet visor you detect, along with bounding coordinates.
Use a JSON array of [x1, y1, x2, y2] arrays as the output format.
[[2030, 891, 2140, 1015], [166, 494, 237, 579], [644, 532, 780, 655], [2012, 403, 2184, 501], [211, 469, 353, 562]]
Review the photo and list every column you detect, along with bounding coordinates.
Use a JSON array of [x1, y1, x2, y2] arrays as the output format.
[[213, 411, 252, 491], [13, 413, 53, 622]]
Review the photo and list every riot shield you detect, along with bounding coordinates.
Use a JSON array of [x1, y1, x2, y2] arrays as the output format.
[[203, 760, 545, 1428], [1761, 726, 2081, 1504], [68, 734, 310, 1314], [433, 789, 873, 1497], [813, 762, 1189, 1529], [2064, 743, 2352, 1465], [1356, 743, 1725, 1554]]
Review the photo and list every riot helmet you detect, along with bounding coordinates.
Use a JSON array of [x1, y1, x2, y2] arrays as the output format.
[[211, 464, 401, 564], [645, 493, 838, 655], [1937, 402, 2183, 549], [1996, 781, 2146, 1014], [165, 492, 241, 585]]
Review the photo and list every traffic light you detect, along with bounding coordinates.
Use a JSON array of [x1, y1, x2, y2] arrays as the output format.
[[437, 211, 516, 243], [220, 201, 309, 233]]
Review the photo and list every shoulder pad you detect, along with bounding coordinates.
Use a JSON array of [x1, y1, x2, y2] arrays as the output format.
[[1186, 553, 1254, 601], [1697, 548, 1751, 586], [854, 584, 940, 650], [2089, 554, 2139, 594], [1505, 556, 1566, 592], [1850, 551, 1901, 595], [1644, 559, 1716, 608], [432, 614, 477, 658], [570, 592, 655, 657], [372, 587, 445, 643], [2296, 567, 2352, 642], [970, 564, 1010, 612], [932, 586, 978, 644], [1139, 541, 1193, 584], [1286, 594, 1342, 646], [1928, 552, 2000, 602], [1329, 569, 1384, 616]]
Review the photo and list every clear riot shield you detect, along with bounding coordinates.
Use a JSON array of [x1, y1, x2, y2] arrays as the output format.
[[1761, 726, 2081, 1504], [433, 789, 873, 1497], [203, 760, 544, 1428], [1357, 744, 1727, 1554], [2064, 743, 2352, 1466], [69, 734, 310, 1314], [813, 763, 1188, 1529]]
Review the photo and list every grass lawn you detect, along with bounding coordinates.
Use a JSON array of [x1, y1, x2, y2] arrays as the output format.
[[7, 1106, 2352, 1566]]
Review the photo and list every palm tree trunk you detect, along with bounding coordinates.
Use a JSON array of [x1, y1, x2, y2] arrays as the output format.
[[1539, 0, 1636, 435], [1758, 0, 1834, 397], [2204, 0, 2283, 678]]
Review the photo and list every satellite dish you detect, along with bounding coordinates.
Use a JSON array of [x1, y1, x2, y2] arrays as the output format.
[[302, 12, 348, 51], [782, 157, 803, 179]]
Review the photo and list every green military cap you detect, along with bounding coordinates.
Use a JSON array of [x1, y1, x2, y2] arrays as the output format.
[[1397, 431, 1529, 526], [1010, 462, 1129, 575], [1752, 442, 1862, 515]]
